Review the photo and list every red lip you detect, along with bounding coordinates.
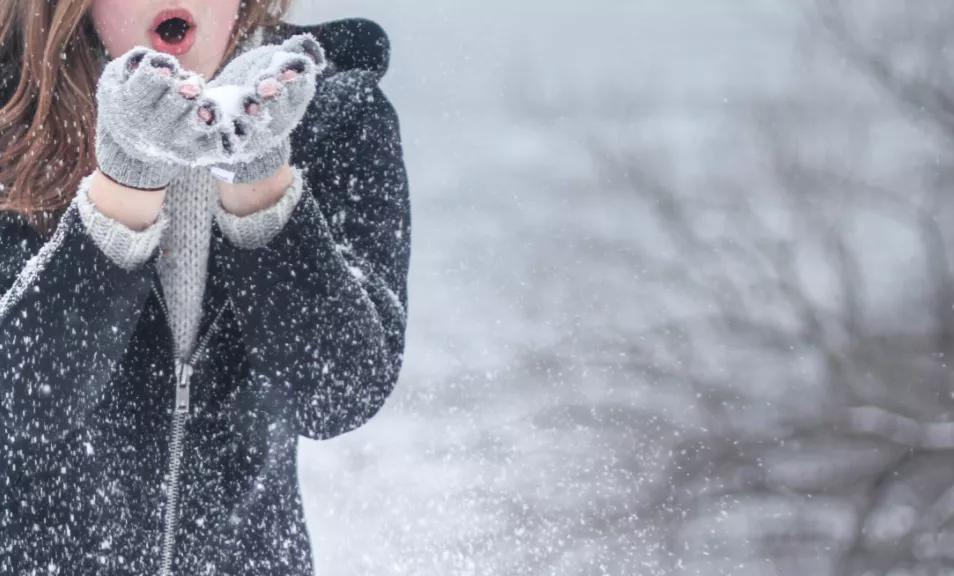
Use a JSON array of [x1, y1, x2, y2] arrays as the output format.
[[149, 8, 196, 56]]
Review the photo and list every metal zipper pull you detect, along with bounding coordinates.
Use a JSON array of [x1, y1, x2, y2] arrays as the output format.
[[174, 359, 194, 414]]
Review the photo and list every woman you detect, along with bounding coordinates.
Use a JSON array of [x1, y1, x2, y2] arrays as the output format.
[[0, 1, 411, 574]]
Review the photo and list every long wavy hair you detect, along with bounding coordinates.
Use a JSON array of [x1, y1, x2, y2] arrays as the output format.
[[0, 0, 292, 236]]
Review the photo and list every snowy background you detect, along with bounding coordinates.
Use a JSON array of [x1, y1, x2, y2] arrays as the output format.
[[289, 1, 954, 574]]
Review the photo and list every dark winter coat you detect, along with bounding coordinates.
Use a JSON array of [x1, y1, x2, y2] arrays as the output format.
[[0, 18, 410, 575]]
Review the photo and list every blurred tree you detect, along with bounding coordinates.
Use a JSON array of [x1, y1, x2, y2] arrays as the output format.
[[622, 2, 954, 574]]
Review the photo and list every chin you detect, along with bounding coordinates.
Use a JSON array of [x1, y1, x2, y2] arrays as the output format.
[[171, 53, 205, 77]]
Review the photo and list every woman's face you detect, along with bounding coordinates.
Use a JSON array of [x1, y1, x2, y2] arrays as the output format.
[[90, 0, 242, 79]]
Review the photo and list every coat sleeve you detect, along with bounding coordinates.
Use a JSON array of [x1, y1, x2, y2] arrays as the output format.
[[0, 180, 158, 449], [211, 80, 411, 441]]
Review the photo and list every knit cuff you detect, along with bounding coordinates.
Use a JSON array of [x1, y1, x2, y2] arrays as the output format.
[[95, 129, 179, 190], [213, 166, 305, 250], [210, 140, 291, 185], [75, 173, 170, 271]]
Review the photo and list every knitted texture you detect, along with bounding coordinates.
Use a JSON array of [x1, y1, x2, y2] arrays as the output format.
[[157, 167, 216, 358], [213, 166, 304, 249], [78, 165, 305, 358], [93, 25, 280, 189], [75, 174, 170, 271], [95, 50, 211, 189], [204, 34, 326, 183]]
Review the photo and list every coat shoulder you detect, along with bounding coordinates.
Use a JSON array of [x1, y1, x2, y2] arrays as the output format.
[[265, 18, 391, 77]]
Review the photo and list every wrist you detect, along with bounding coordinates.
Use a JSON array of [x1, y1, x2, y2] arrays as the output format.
[[88, 170, 167, 231], [217, 163, 295, 217]]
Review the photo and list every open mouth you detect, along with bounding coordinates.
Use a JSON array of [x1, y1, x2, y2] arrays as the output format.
[[157, 17, 190, 44], [150, 9, 196, 56]]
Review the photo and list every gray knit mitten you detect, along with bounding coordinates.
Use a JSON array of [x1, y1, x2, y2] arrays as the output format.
[[95, 47, 235, 189], [200, 34, 326, 184]]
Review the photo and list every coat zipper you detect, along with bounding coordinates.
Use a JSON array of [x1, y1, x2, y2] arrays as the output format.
[[152, 279, 230, 576]]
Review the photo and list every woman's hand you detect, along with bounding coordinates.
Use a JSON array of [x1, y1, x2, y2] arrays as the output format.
[[201, 33, 326, 184], [216, 163, 295, 217], [94, 47, 235, 190]]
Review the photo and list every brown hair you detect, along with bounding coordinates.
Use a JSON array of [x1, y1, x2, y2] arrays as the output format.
[[0, 0, 292, 237]]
